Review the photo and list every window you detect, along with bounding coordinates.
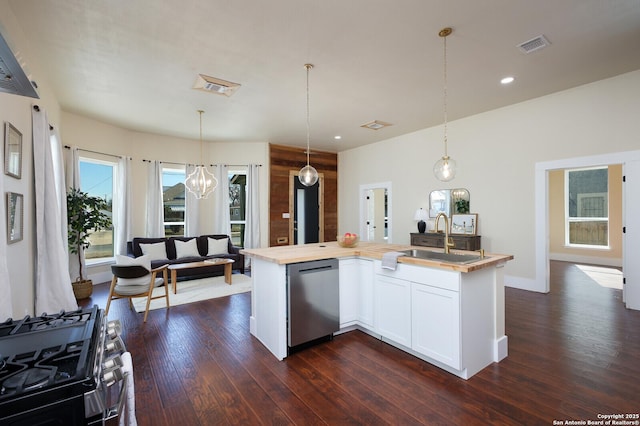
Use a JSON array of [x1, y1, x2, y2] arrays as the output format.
[[79, 158, 115, 260], [565, 167, 609, 247], [229, 170, 246, 247], [163, 167, 186, 236]]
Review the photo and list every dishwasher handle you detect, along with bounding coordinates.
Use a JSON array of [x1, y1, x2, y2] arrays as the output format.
[[298, 264, 334, 274]]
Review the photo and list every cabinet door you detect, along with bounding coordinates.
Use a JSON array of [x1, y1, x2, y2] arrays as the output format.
[[357, 259, 374, 327], [375, 274, 411, 347], [339, 258, 358, 326], [411, 283, 461, 369]]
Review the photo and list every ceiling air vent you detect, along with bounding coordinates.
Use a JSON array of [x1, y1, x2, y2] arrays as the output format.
[[193, 74, 240, 97], [0, 32, 39, 99], [517, 35, 550, 54], [360, 120, 392, 130]]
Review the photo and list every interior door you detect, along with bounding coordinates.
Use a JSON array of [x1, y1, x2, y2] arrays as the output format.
[[624, 160, 640, 309], [289, 171, 324, 245], [293, 178, 319, 244], [365, 188, 387, 242]]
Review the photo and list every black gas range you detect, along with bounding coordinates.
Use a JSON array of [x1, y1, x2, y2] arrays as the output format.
[[0, 305, 130, 426]]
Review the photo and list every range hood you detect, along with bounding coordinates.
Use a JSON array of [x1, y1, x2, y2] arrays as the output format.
[[0, 32, 39, 99]]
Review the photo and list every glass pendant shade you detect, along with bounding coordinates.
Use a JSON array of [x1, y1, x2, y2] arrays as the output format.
[[433, 155, 456, 182], [298, 63, 318, 187], [185, 165, 217, 199], [433, 27, 457, 183], [299, 164, 319, 187]]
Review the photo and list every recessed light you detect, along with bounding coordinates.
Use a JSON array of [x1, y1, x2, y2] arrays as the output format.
[[501, 76, 515, 85], [334, 135, 341, 140]]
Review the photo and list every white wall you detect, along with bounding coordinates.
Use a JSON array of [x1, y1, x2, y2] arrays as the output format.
[[1, 0, 62, 317], [61, 112, 270, 283], [339, 70, 640, 290]]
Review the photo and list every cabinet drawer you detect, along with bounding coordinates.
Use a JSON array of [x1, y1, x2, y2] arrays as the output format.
[[374, 261, 460, 292]]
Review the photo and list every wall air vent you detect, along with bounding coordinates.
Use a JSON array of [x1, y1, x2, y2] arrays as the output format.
[[517, 35, 550, 54], [193, 74, 241, 97], [0, 32, 39, 99], [360, 120, 393, 130]]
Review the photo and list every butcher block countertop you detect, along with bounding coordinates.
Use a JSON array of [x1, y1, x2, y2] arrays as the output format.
[[241, 242, 513, 273]]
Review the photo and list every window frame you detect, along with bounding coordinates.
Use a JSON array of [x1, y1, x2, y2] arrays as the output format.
[[228, 168, 247, 248], [78, 155, 116, 264], [564, 166, 610, 249], [162, 166, 186, 237]]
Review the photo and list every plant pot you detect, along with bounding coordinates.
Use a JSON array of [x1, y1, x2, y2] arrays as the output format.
[[72, 279, 93, 300]]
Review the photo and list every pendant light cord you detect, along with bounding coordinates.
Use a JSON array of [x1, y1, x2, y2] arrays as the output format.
[[442, 31, 449, 158], [305, 64, 312, 166], [198, 110, 204, 166]]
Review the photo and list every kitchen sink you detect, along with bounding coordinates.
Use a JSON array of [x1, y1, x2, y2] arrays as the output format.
[[399, 249, 483, 264]]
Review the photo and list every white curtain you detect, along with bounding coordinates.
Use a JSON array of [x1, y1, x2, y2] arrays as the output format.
[[212, 164, 231, 235], [64, 146, 84, 282], [146, 160, 164, 237], [244, 164, 261, 269], [0, 167, 12, 320], [33, 106, 76, 313], [50, 130, 68, 249], [115, 156, 132, 255], [184, 164, 200, 237]]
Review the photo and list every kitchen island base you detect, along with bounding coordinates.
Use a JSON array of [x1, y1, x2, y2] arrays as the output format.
[[244, 242, 512, 379]]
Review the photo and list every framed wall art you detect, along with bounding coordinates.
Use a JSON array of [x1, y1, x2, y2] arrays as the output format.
[[4, 122, 22, 179], [7, 191, 24, 243], [450, 213, 478, 235]]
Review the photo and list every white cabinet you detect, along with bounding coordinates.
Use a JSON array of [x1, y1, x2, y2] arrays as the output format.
[[411, 282, 460, 369], [339, 258, 358, 327], [374, 274, 411, 347], [339, 258, 374, 328], [357, 259, 374, 327]]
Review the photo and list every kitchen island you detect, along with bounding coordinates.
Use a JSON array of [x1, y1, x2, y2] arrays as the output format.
[[241, 242, 513, 379]]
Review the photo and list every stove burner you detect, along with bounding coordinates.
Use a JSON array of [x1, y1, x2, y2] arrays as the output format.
[[1, 367, 55, 396], [32, 315, 83, 331]]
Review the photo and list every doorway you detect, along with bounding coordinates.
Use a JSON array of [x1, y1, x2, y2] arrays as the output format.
[[289, 171, 324, 244], [359, 182, 392, 243], [535, 150, 640, 310]]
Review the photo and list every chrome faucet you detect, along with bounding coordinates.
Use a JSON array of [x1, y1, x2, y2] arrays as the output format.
[[435, 212, 455, 254]]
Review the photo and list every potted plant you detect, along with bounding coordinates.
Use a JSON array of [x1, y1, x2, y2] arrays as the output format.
[[67, 188, 112, 299], [454, 199, 470, 214]]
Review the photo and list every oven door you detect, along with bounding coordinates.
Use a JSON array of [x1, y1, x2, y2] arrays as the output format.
[[85, 351, 133, 426]]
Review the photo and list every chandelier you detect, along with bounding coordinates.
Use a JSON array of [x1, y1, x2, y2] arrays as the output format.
[[433, 27, 457, 182], [299, 63, 319, 187], [185, 110, 217, 199]]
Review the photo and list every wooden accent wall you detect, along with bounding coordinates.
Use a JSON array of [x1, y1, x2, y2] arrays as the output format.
[[269, 144, 338, 247]]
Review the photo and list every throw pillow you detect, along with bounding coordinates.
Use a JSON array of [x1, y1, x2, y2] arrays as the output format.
[[115, 255, 151, 286], [207, 237, 229, 256], [139, 241, 167, 261], [175, 238, 199, 258]]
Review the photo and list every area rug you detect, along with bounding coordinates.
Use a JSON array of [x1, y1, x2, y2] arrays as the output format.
[[132, 274, 252, 312]]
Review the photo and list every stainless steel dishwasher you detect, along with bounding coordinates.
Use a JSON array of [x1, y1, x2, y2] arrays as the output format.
[[287, 258, 340, 352]]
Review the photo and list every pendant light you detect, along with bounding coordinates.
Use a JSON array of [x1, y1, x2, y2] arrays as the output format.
[[299, 63, 319, 187], [185, 110, 217, 199], [433, 27, 457, 182]]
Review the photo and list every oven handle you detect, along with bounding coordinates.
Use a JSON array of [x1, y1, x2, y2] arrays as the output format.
[[104, 372, 129, 426]]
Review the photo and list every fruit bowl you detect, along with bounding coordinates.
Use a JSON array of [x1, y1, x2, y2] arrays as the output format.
[[337, 233, 359, 248]]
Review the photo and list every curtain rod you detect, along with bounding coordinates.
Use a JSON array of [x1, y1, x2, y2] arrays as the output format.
[[142, 159, 186, 166], [141, 161, 263, 167], [209, 164, 263, 167], [64, 145, 126, 159]]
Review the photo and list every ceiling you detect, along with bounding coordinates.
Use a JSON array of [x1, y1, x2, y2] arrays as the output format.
[[7, 0, 640, 152]]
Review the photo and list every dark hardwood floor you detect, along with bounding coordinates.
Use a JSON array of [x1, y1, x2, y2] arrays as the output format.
[[81, 261, 640, 425]]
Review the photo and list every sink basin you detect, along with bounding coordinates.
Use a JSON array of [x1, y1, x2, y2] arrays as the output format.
[[399, 249, 482, 264]]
